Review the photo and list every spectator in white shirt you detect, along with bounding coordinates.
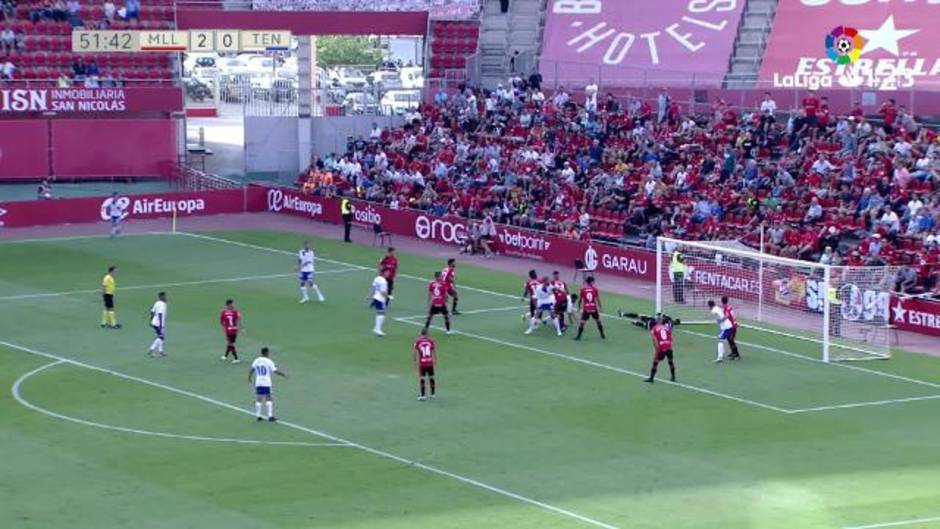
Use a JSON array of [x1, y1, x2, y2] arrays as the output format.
[[560, 162, 575, 183], [1, 59, 15, 80], [906, 195, 924, 219], [1, 27, 17, 54], [880, 208, 901, 234], [804, 197, 823, 224], [369, 122, 382, 141], [893, 139, 913, 158], [553, 87, 569, 107], [585, 81, 598, 113], [811, 155, 836, 177], [103, 0, 116, 20], [759, 92, 777, 117], [578, 209, 590, 231]]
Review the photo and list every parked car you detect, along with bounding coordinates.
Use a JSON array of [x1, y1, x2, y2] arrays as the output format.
[[343, 92, 379, 114], [380, 89, 421, 115], [332, 67, 368, 89], [368, 70, 404, 91], [219, 73, 256, 102]]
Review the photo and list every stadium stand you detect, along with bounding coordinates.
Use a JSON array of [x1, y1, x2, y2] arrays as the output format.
[[295, 83, 940, 297], [427, 20, 478, 85], [0, 0, 175, 84]]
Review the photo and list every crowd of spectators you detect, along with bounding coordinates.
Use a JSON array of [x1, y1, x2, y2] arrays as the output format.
[[295, 80, 935, 299], [24, 0, 137, 25], [0, 0, 145, 82]]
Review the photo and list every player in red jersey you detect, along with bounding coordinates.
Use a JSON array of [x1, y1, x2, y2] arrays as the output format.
[[413, 329, 437, 401], [522, 269, 540, 319], [424, 271, 452, 334], [645, 315, 676, 383], [721, 296, 741, 360], [379, 247, 398, 302], [551, 270, 570, 332], [219, 299, 242, 363], [574, 276, 606, 340], [442, 258, 460, 314]]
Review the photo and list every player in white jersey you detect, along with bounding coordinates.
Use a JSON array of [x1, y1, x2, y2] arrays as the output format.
[[249, 347, 287, 422], [105, 193, 127, 238], [147, 292, 167, 357], [707, 299, 734, 363], [297, 241, 325, 303], [525, 277, 563, 336], [369, 268, 391, 336]]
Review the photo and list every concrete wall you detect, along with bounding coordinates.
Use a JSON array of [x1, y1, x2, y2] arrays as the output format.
[[244, 114, 407, 178], [245, 116, 299, 176]]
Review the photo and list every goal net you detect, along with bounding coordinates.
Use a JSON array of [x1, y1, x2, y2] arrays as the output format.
[[655, 237, 899, 362]]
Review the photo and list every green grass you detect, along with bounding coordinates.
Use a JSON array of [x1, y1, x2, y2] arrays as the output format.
[[2, 230, 940, 529]]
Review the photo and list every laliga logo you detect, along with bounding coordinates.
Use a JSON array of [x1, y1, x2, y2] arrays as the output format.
[[267, 189, 284, 212], [0, 206, 6, 227], [583, 245, 598, 272], [100, 196, 131, 221], [825, 25, 864, 65], [353, 206, 382, 226], [415, 215, 467, 244]]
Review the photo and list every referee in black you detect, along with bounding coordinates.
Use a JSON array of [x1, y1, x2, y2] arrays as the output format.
[[341, 197, 354, 243]]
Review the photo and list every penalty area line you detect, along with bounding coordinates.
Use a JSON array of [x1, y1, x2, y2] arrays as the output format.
[[0, 340, 621, 529], [845, 515, 940, 529], [397, 305, 523, 321], [789, 394, 940, 414], [12, 361, 350, 448]]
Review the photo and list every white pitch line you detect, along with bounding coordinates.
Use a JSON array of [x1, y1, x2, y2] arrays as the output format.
[[177, 232, 940, 407], [680, 329, 940, 391], [0, 268, 363, 302], [397, 305, 523, 320], [0, 340, 620, 529], [845, 515, 940, 529], [13, 361, 349, 448], [789, 394, 940, 414], [181, 232, 371, 271], [394, 317, 794, 415], [0, 232, 174, 245]]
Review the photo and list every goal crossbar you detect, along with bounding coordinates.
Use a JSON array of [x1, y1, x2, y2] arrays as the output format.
[[656, 236, 897, 362]]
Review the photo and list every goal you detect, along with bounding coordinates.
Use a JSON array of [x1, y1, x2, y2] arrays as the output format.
[[655, 237, 900, 362]]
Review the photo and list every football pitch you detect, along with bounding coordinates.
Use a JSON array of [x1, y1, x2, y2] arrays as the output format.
[[3, 229, 940, 529]]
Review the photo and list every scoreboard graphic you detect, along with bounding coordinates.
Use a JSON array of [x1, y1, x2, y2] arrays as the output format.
[[71, 30, 291, 53]]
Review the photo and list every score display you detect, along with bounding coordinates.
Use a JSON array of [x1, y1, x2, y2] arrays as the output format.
[[71, 30, 292, 53]]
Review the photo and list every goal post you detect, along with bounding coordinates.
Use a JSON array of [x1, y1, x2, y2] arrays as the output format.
[[655, 236, 898, 362]]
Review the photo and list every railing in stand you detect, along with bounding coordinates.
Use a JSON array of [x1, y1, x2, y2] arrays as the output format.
[[173, 165, 241, 191]]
